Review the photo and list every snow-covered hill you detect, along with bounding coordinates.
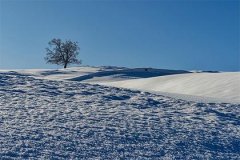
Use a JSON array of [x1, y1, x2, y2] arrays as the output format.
[[101, 72, 240, 104], [0, 71, 240, 159], [2, 66, 239, 103]]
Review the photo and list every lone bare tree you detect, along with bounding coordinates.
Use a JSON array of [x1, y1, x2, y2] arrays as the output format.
[[45, 38, 81, 68]]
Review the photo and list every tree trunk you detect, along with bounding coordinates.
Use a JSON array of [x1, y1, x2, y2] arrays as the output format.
[[64, 63, 67, 68]]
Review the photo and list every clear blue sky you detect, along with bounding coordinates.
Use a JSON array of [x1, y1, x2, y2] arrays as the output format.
[[0, 0, 239, 71]]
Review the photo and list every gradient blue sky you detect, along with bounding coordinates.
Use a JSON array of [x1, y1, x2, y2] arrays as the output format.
[[0, 0, 239, 71]]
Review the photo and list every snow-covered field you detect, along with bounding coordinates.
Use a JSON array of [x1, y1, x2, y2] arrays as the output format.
[[7, 66, 239, 103], [101, 72, 240, 104], [0, 67, 240, 159]]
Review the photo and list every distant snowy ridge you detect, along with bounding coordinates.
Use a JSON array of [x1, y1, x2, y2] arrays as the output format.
[[70, 67, 190, 82]]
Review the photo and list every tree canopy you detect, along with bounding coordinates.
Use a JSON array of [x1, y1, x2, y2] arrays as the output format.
[[45, 38, 81, 68]]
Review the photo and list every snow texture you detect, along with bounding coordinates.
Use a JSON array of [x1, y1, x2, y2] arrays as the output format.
[[0, 72, 240, 159], [4, 66, 239, 103], [101, 72, 240, 103]]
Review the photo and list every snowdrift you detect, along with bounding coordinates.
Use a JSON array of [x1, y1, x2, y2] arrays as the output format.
[[102, 72, 240, 103]]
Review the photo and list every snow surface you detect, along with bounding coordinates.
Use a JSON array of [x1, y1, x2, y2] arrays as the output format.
[[0, 67, 101, 81], [2, 66, 239, 103], [100, 72, 240, 104], [0, 71, 240, 159]]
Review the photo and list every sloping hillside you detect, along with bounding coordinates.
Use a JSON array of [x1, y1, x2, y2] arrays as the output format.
[[101, 72, 240, 103], [0, 72, 239, 159], [2, 66, 239, 103]]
